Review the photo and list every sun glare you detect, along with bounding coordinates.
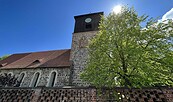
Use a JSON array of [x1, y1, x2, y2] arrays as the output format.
[[113, 5, 122, 14]]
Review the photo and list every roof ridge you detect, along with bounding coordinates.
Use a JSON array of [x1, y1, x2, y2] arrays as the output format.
[[10, 49, 71, 55], [30, 49, 71, 53]]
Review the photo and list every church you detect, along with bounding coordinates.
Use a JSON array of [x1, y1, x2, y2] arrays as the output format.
[[0, 12, 103, 88], [1, 12, 173, 102]]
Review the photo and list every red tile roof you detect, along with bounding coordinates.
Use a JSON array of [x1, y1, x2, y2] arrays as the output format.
[[0, 49, 71, 69], [40, 50, 71, 68], [0, 53, 30, 67]]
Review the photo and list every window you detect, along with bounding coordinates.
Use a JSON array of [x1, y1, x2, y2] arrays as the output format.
[[8, 72, 13, 76], [18, 73, 25, 86], [30, 72, 40, 87], [48, 72, 57, 87], [28, 60, 41, 67], [86, 23, 92, 29]]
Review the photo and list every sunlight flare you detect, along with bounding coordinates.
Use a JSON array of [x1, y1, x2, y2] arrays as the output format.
[[112, 5, 122, 14]]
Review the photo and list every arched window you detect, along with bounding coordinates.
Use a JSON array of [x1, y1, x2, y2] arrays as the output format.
[[18, 73, 25, 86], [8, 72, 13, 76], [30, 72, 40, 87], [48, 72, 57, 87]]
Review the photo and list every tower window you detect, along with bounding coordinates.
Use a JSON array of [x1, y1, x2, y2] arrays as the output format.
[[86, 23, 92, 29]]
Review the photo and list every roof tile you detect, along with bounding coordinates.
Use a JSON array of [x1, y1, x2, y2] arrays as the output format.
[[40, 49, 71, 68], [0, 49, 71, 69], [0, 53, 30, 68]]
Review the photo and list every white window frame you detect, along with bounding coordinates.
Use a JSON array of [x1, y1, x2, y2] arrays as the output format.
[[30, 71, 41, 87], [47, 70, 57, 87], [18, 72, 26, 87]]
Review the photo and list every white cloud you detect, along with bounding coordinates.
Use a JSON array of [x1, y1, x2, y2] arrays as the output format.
[[161, 8, 173, 21]]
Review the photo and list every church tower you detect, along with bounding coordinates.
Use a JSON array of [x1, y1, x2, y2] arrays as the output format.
[[70, 12, 103, 86]]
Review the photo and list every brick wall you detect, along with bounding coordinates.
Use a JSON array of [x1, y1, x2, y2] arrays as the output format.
[[0, 87, 173, 102]]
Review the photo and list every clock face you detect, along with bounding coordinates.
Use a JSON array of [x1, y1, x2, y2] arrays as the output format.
[[85, 18, 92, 23]]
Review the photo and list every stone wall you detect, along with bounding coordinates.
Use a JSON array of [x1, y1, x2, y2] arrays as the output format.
[[0, 87, 173, 102], [70, 31, 98, 86], [0, 67, 70, 87]]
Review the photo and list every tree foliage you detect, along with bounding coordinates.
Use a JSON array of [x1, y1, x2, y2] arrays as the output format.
[[81, 6, 173, 88], [0, 55, 9, 61]]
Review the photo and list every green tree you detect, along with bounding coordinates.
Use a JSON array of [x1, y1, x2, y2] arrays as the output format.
[[81, 6, 173, 88], [0, 55, 9, 61]]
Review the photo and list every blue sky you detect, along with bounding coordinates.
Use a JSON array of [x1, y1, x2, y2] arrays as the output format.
[[0, 0, 173, 57]]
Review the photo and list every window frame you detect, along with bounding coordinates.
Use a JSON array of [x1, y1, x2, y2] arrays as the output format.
[[30, 72, 41, 87], [18, 72, 26, 87], [47, 70, 57, 87]]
